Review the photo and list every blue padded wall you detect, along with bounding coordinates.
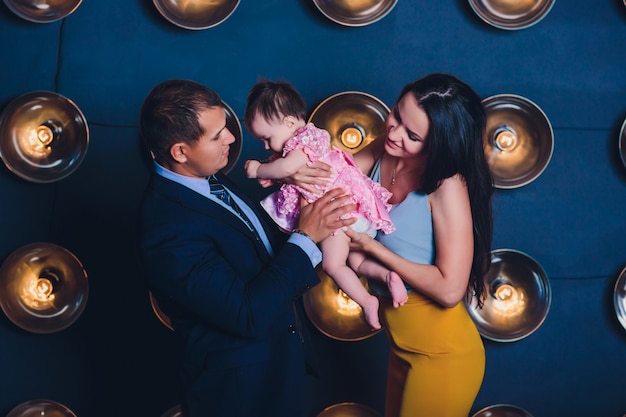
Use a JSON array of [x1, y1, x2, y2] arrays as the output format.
[[0, 1, 625, 416]]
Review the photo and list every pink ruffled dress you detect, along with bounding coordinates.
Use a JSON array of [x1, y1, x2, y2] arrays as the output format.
[[260, 123, 395, 235]]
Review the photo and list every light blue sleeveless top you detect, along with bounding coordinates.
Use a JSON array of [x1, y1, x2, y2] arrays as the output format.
[[370, 158, 435, 293]]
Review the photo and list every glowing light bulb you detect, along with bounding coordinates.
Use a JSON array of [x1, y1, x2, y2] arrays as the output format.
[[491, 282, 526, 317], [18, 268, 62, 310], [495, 283, 514, 301], [18, 120, 61, 158], [336, 289, 361, 316], [20, 276, 55, 309], [493, 126, 518, 152], [34, 277, 54, 300], [340, 126, 363, 149], [36, 125, 54, 146]]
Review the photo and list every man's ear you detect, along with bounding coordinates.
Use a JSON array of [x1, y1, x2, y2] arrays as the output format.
[[170, 143, 187, 163]]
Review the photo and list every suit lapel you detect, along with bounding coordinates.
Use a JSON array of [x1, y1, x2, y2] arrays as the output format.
[[152, 173, 273, 262], [216, 173, 284, 249]]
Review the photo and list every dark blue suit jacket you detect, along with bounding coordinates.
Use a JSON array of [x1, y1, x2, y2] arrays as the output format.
[[138, 172, 320, 417]]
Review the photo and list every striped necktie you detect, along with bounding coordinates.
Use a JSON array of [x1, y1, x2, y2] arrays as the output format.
[[208, 175, 254, 231]]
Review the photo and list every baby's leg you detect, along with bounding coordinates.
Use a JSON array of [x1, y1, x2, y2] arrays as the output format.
[[321, 232, 381, 330], [355, 258, 408, 309]]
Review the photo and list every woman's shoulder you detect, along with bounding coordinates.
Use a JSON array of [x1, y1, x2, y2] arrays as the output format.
[[429, 174, 469, 209]]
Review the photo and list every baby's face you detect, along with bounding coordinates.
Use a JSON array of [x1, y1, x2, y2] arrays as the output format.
[[249, 113, 296, 153]]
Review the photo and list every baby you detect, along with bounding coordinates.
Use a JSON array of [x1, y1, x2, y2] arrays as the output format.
[[243, 79, 408, 329]]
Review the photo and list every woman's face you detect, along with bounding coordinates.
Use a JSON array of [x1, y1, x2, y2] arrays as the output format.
[[384, 92, 430, 159]]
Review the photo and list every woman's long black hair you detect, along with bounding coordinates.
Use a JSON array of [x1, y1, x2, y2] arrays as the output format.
[[398, 73, 493, 306]]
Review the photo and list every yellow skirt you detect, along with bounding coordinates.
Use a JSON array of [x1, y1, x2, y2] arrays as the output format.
[[380, 291, 485, 417]]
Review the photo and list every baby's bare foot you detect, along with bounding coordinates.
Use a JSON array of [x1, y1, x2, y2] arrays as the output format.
[[387, 271, 408, 308], [362, 296, 381, 330]]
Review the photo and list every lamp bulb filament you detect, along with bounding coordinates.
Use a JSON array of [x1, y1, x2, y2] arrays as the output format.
[[340, 125, 363, 149], [493, 126, 518, 152], [336, 289, 361, 316]]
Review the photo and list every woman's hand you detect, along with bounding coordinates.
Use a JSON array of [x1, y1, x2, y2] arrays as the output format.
[[344, 227, 377, 253], [284, 160, 332, 193]]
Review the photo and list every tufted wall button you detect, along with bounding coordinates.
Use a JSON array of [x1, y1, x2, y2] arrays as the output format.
[[288, 324, 297, 334]]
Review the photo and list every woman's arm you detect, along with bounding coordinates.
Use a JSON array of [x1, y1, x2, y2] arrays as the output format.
[[346, 175, 474, 308], [246, 148, 309, 180]]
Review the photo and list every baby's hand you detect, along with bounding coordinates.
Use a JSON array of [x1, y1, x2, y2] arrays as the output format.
[[258, 178, 274, 188], [244, 160, 261, 178]]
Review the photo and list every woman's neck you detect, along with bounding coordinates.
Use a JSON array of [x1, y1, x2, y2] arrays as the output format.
[[383, 154, 425, 204], [389, 154, 424, 186]]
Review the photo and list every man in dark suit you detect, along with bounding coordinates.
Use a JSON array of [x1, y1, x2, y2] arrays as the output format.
[[137, 79, 355, 417]]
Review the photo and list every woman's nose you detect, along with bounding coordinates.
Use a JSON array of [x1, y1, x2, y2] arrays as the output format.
[[387, 123, 399, 139]]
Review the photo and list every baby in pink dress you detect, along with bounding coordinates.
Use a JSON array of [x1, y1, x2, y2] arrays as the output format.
[[260, 122, 395, 237], [243, 80, 407, 329]]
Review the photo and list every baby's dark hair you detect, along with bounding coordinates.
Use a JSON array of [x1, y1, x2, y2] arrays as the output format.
[[243, 79, 307, 130]]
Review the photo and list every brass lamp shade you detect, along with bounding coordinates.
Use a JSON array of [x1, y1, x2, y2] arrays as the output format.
[[309, 91, 389, 154], [465, 249, 551, 342], [482, 94, 553, 189], [6, 399, 77, 417], [468, 0, 555, 30], [316, 402, 382, 417], [149, 290, 173, 331], [0, 91, 89, 183], [3, 0, 82, 23], [312, 0, 398, 27], [472, 404, 534, 417], [0, 242, 88, 334], [222, 100, 242, 174], [303, 267, 381, 341], [618, 118, 626, 169], [305, 92, 387, 341], [614, 266, 626, 331], [153, 0, 240, 30]]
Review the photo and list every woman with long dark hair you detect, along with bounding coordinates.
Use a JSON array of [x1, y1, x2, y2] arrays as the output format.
[[347, 73, 494, 417]]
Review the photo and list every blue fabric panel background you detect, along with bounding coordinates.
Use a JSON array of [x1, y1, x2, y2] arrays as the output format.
[[0, 0, 625, 416]]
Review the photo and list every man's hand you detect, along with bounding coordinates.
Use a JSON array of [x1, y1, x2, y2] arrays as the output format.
[[284, 160, 332, 194], [296, 188, 356, 243]]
